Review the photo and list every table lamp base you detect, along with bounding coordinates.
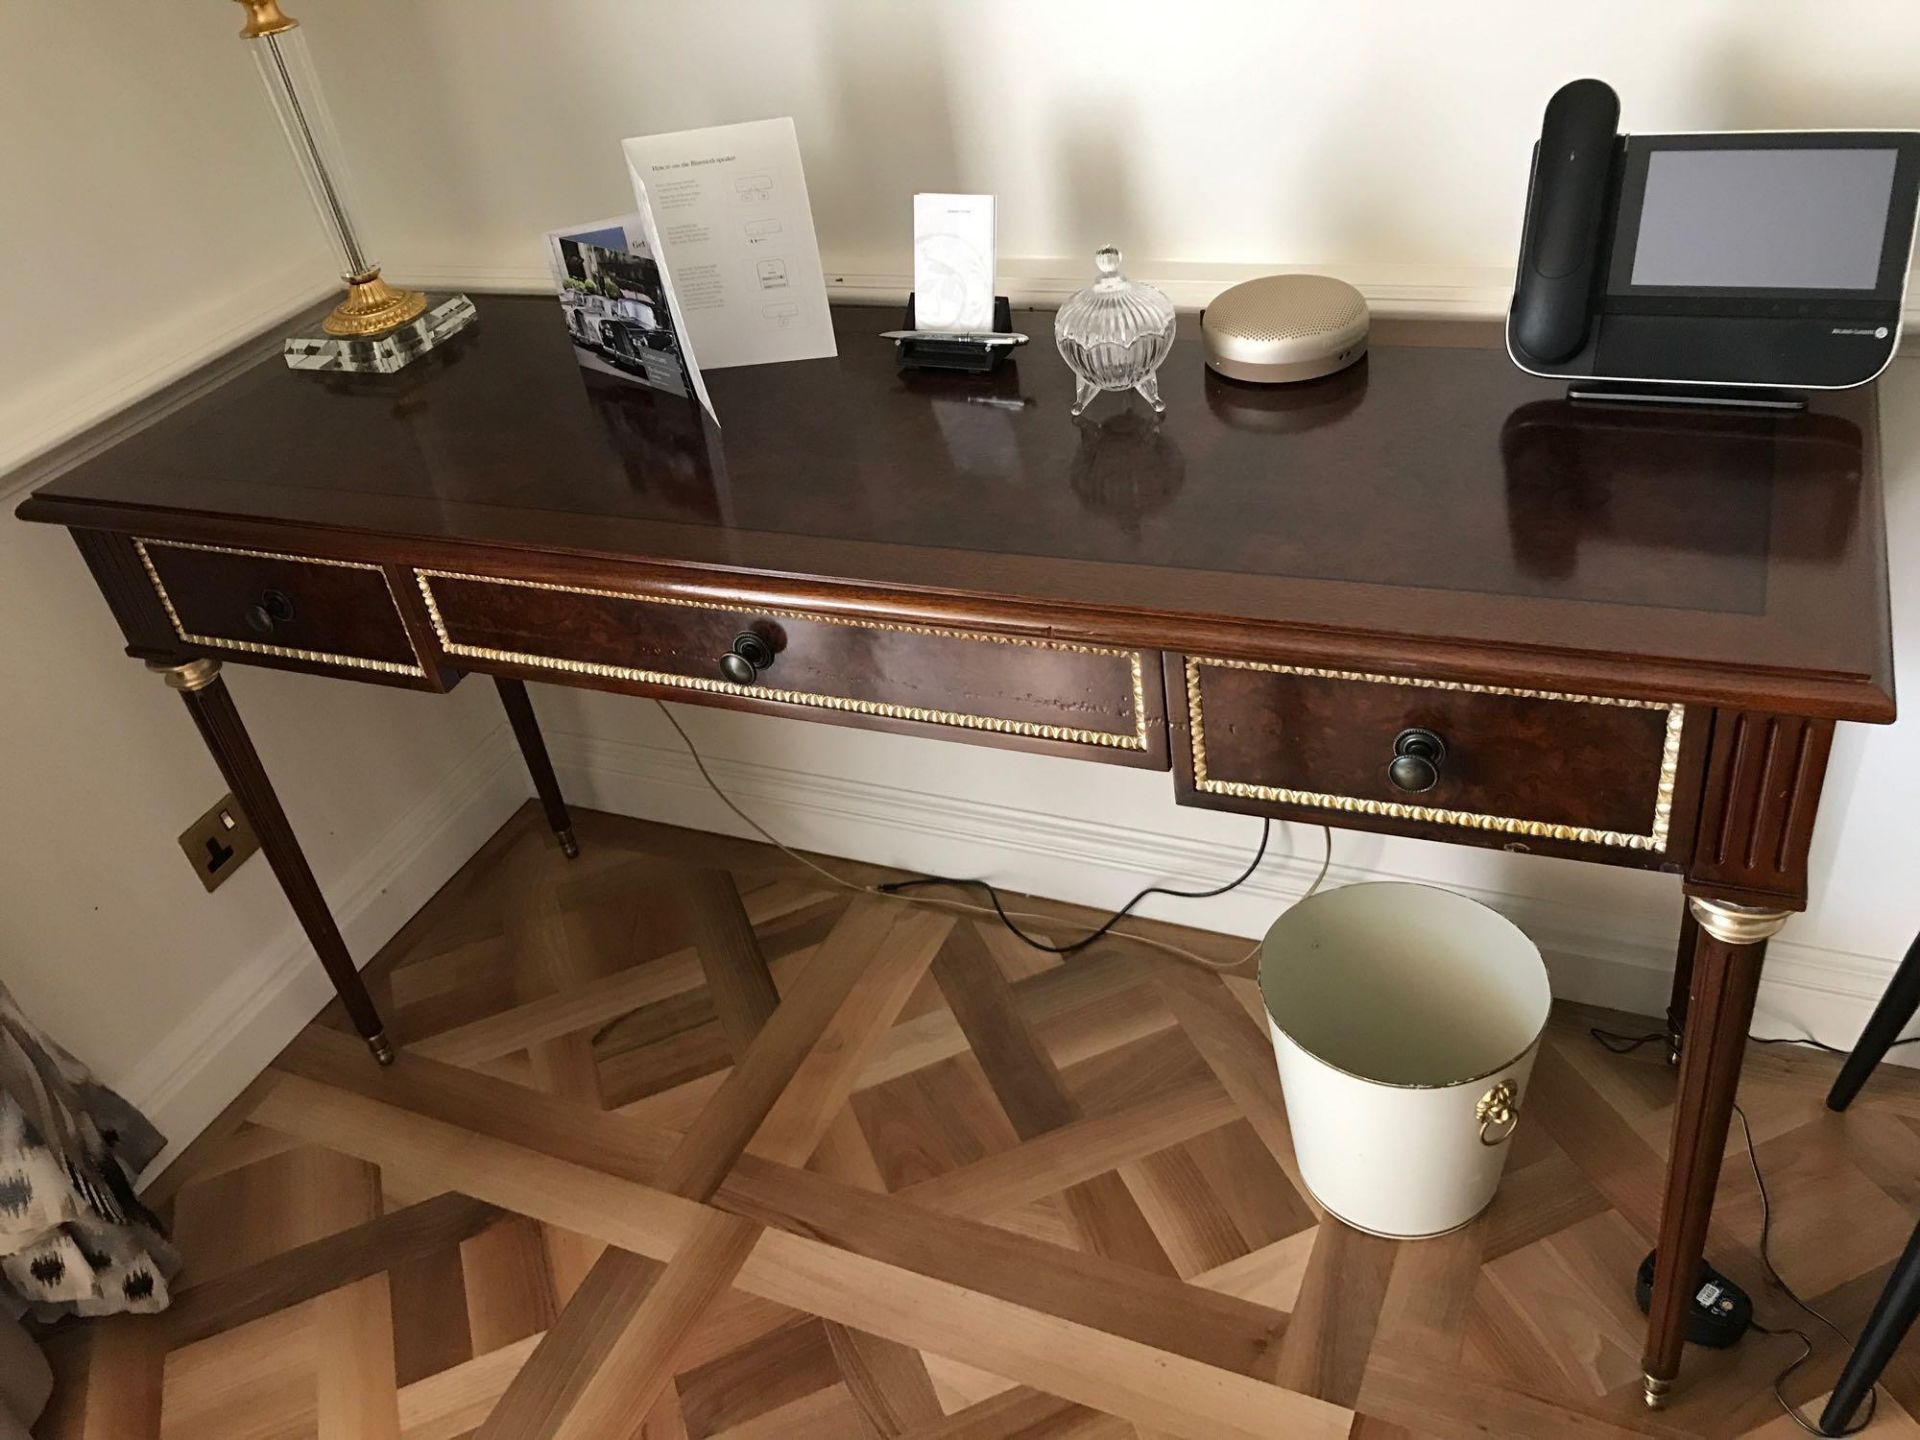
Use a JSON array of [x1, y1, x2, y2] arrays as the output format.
[[285, 293, 478, 374]]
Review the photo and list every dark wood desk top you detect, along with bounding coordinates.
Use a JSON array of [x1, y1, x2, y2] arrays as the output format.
[[18, 295, 1893, 720]]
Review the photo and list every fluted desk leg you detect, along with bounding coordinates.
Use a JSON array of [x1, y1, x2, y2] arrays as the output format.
[[150, 657, 393, 1065], [1641, 896, 1785, 1409]]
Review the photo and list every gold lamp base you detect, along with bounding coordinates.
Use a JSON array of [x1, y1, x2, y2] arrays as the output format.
[[285, 292, 477, 374], [323, 270, 429, 337]]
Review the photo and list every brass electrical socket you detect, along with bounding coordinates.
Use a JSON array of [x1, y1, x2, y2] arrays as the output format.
[[178, 794, 261, 893]]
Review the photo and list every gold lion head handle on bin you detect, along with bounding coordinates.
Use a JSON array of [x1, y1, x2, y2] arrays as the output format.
[[1476, 1079, 1520, 1146]]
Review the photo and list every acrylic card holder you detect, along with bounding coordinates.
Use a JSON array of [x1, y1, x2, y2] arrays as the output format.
[[894, 294, 1019, 374]]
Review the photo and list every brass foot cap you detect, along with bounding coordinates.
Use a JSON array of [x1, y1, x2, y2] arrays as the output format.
[[1643, 1373, 1673, 1410], [147, 657, 222, 693], [558, 827, 580, 860], [368, 1032, 396, 1066]]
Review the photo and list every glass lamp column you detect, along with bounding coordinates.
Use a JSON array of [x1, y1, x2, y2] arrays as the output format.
[[235, 0, 474, 372]]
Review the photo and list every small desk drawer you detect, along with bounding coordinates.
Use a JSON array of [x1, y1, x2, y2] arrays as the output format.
[[136, 539, 424, 677], [1175, 656, 1686, 853], [416, 570, 1162, 762]]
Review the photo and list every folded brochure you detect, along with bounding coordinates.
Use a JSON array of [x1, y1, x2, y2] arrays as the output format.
[[544, 215, 717, 422]]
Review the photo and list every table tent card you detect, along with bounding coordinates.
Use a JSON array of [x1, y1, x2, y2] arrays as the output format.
[[623, 118, 837, 373]]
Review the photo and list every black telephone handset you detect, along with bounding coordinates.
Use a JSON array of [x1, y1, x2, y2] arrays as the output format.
[[1510, 79, 1621, 365]]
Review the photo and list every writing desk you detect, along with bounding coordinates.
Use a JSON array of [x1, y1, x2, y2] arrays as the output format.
[[16, 295, 1893, 1408]]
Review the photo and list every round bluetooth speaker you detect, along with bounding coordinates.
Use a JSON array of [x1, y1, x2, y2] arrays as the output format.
[[1202, 274, 1369, 384]]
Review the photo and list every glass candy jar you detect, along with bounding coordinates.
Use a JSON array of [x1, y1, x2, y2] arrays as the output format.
[[1054, 246, 1176, 415]]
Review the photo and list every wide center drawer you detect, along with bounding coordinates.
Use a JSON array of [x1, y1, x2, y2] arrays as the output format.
[[416, 569, 1163, 761], [1175, 655, 1686, 853]]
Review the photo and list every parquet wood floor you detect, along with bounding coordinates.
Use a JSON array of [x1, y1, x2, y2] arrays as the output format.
[[38, 803, 1920, 1439]]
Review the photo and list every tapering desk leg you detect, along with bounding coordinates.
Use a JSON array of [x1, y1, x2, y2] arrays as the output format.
[[1666, 900, 1700, 1066], [150, 658, 393, 1065], [494, 677, 578, 859], [1641, 895, 1786, 1410]]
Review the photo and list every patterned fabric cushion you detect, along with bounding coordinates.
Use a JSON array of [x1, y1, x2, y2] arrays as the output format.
[[0, 981, 177, 1319]]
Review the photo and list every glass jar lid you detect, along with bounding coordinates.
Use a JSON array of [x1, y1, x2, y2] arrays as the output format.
[[1055, 246, 1175, 347]]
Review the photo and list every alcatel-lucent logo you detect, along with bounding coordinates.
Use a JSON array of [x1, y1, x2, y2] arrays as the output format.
[[1829, 325, 1891, 338]]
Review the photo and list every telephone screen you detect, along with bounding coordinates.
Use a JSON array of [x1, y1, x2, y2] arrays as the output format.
[[1627, 147, 1898, 291]]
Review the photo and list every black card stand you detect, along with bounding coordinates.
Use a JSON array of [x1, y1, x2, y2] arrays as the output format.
[[895, 294, 1017, 374]]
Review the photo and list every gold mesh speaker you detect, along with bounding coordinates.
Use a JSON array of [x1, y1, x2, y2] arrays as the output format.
[[1202, 274, 1370, 384]]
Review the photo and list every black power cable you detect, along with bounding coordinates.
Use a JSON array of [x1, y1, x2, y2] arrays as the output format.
[[654, 699, 1301, 970], [1589, 1025, 1902, 1435], [1591, 1028, 1920, 1057], [876, 819, 1273, 958]]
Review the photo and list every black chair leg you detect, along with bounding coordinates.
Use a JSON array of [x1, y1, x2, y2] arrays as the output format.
[[1819, 1217, 1920, 1434], [1828, 928, 1920, 1111]]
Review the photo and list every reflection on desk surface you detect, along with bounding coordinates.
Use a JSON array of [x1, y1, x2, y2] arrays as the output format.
[[32, 296, 1877, 626], [581, 374, 731, 530], [1500, 400, 1862, 605]]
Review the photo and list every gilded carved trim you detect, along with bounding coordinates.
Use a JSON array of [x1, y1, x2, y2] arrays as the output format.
[[134, 539, 427, 678], [1184, 656, 1685, 852], [415, 569, 1151, 751]]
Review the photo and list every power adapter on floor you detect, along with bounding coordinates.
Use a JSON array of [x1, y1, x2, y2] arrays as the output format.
[[1635, 1250, 1754, 1348], [1592, 1031, 1876, 1433]]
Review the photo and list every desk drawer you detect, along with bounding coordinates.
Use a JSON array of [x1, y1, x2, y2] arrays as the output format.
[[417, 569, 1164, 763], [1175, 656, 1687, 853], [136, 539, 425, 677]]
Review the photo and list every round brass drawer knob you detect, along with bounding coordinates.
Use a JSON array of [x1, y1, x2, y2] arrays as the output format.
[[1388, 728, 1446, 794], [718, 629, 776, 686], [245, 588, 295, 636], [731, 631, 775, 669]]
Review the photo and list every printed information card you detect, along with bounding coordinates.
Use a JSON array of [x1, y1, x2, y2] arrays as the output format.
[[912, 193, 997, 332], [543, 214, 714, 420], [622, 118, 838, 371]]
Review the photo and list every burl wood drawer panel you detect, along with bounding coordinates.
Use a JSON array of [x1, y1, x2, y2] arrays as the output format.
[[416, 570, 1162, 760], [135, 539, 425, 677], [1176, 656, 1686, 853]]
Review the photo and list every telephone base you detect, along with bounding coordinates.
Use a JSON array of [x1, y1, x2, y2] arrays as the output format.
[[1567, 380, 1808, 413]]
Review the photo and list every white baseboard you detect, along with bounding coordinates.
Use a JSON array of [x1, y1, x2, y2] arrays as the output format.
[[127, 725, 528, 1176], [387, 254, 1511, 320], [545, 725, 1912, 1064], [387, 252, 1920, 328]]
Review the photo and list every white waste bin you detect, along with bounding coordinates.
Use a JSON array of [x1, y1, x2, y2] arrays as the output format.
[[1260, 881, 1550, 1238]]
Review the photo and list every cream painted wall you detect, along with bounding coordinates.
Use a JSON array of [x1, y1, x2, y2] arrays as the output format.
[[1, 4, 324, 474], [309, 0, 1920, 305], [0, 1, 522, 1157]]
